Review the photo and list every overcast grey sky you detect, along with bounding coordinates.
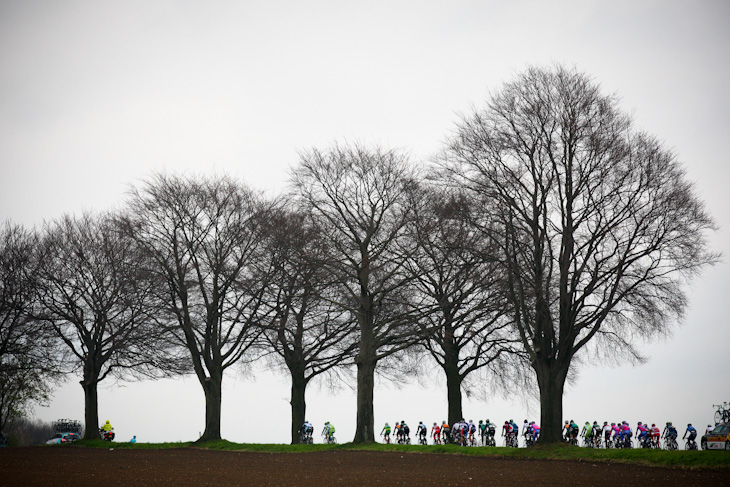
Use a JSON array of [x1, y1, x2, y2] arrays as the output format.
[[1, 0, 728, 443]]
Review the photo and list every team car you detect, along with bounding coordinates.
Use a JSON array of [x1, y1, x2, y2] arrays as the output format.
[[701, 423, 730, 451], [46, 432, 81, 444]]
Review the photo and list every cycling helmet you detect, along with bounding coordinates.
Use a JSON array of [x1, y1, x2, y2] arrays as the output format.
[[509, 419, 513, 423], [564, 420, 569, 424], [505, 421, 509, 424], [651, 424, 655, 427], [638, 422, 642, 425], [433, 422, 437, 426], [611, 423, 615, 426], [479, 420, 483, 423], [604, 422, 608, 425], [486, 419, 490, 423], [687, 423, 692, 427], [524, 419, 528, 423]]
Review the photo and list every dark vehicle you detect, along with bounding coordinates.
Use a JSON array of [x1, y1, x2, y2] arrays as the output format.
[[46, 432, 81, 444], [701, 423, 730, 451]]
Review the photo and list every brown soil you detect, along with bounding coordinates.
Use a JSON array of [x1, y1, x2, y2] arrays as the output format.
[[1, 447, 728, 486]]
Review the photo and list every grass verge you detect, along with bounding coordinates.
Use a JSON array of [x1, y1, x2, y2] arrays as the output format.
[[66, 440, 729, 469]]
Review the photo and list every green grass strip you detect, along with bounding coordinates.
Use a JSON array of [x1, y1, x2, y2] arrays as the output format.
[[66, 440, 730, 469]]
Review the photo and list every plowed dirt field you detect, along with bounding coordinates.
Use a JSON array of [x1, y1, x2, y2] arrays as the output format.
[[1, 447, 728, 486]]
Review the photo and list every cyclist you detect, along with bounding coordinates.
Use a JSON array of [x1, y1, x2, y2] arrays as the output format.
[[381, 422, 391, 443], [523, 419, 530, 444], [441, 421, 450, 444], [394, 422, 402, 442], [431, 422, 441, 444], [602, 422, 612, 446], [401, 421, 410, 444], [620, 421, 633, 448], [416, 421, 427, 444], [531, 422, 540, 444], [562, 421, 570, 441], [683, 423, 697, 449], [581, 421, 593, 447], [298, 420, 314, 443], [485, 419, 496, 446], [662, 422, 678, 449], [610, 422, 620, 446], [322, 422, 335, 443], [636, 422, 648, 448], [591, 421, 601, 447], [478, 420, 487, 445], [650, 424, 661, 448], [468, 420, 477, 445], [509, 419, 520, 438], [569, 420, 579, 444]]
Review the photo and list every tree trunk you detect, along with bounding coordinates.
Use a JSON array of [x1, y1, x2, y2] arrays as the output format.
[[198, 372, 223, 442], [289, 367, 307, 444], [535, 360, 568, 444], [444, 360, 463, 425], [353, 357, 376, 443], [81, 379, 99, 440]]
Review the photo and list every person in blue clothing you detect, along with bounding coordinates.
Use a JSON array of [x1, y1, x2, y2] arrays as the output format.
[[130, 436, 136, 444], [683, 423, 697, 447]]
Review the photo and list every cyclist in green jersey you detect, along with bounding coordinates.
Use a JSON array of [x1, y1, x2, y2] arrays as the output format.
[[380, 422, 391, 443]]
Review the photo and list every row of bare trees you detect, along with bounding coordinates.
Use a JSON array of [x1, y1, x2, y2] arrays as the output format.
[[0, 65, 717, 444]]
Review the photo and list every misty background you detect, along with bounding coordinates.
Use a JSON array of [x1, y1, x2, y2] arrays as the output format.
[[1, 0, 728, 443]]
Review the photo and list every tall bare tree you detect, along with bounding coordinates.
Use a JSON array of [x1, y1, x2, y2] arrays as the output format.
[[0, 223, 59, 435], [259, 207, 357, 443], [120, 174, 271, 442], [409, 189, 518, 425], [443, 65, 719, 443], [292, 144, 423, 443], [35, 213, 169, 439]]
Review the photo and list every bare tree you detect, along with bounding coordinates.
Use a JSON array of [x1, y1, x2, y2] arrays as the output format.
[[35, 213, 171, 439], [0, 223, 59, 436], [409, 189, 519, 425], [120, 174, 271, 442], [291, 143, 423, 443], [259, 207, 357, 443], [443, 65, 719, 443]]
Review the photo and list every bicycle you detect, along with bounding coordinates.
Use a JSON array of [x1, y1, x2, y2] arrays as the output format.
[[418, 434, 427, 445], [663, 436, 678, 450], [604, 437, 614, 449], [713, 402, 730, 424], [684, 438, 698, 451], [381, 433, 391, 444], [321, 427, 337, 444]]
